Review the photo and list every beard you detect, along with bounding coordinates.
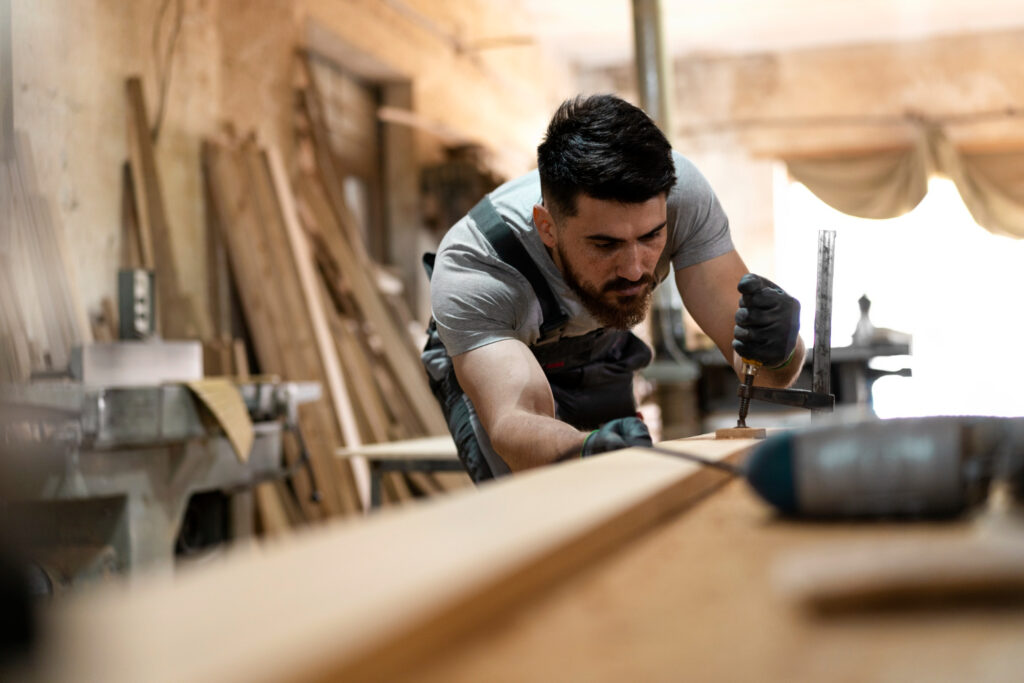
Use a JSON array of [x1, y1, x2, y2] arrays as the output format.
[[557, 241, 655, 330]]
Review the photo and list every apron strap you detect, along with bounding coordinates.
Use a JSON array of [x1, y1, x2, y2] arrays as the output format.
[[469, 196, 569, 340]]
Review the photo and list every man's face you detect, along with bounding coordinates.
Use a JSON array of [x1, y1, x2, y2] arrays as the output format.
[[534, 194, 668, 329]]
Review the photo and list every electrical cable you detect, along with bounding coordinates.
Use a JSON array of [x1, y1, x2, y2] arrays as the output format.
[[555, 439, 745, 476]]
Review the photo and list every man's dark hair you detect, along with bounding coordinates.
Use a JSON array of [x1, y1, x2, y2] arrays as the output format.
[[537, 94, 676, 219]]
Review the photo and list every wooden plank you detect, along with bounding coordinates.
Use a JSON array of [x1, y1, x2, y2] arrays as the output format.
[[380, 81, 424, 316], [37, 436, 754, 683], [202, 142, 286, 375], [203, 141, 321, 522], [296, 179, 447, 435], [335, 435, 456, 462], [240, 141, 359, 515], [265, 146, 361, 453], [204, 164, 232, 338], [120, 162, 144, 268], [125, 77, 204, 338], [329, 312, 391, 444], [254, 482, 290, 538], [231, 339, 250, 380], [405, 472, 1022, 683], [294, 55, 370, 261]]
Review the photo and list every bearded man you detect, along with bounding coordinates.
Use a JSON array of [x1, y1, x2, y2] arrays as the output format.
[[422, 94, 804, 481]]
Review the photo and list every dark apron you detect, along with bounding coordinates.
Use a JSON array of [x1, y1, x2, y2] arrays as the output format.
[[422, 196, 669, 482]]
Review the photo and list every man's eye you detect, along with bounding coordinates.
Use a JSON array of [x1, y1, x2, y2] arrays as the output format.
[[594, 242, 617, 250], [641, 229, 664, 242]]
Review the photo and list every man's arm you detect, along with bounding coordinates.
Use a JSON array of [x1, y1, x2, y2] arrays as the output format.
[[451, 339, 588, 471], [674, 250, 805, 388]]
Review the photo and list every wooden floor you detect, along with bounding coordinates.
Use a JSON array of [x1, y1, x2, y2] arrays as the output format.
[[403, 480, 1024, 683]]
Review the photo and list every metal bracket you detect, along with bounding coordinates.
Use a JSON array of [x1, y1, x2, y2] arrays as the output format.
[[741, 385, 835, 411]]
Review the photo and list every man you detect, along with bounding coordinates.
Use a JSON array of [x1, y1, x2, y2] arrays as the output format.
[[422, 94, 804, 481]]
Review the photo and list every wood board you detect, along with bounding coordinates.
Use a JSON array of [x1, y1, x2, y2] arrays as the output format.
[[402, 469, 1024, 683], [37, 436, 755, 683], [125, 77, 205, 339], [203, 140, 352, 518]]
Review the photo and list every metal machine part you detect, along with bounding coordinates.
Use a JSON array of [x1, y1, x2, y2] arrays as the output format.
[[0, 379, 319, 586]]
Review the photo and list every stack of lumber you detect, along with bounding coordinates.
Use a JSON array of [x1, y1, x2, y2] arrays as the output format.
[[293, 53, 465, 502], [202, 112, 456, 519], [0, 131, 90, 381], [203, 136, 363, 523]]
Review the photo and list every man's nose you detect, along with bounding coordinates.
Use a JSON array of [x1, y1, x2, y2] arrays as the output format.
[[616, 244, 645, 282]]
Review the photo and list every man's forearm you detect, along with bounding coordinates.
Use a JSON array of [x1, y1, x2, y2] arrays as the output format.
[[488, 410, 589, 471]]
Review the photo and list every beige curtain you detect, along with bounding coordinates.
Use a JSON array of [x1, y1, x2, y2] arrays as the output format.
[[785, 124, 1024, 238]]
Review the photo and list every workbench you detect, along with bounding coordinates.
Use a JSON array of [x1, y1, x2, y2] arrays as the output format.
[[21, 434, 1024, 683], [406, 479, 1020, 683], [336, 435, 461, 508]]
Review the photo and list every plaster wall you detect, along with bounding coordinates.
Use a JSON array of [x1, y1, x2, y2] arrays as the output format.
[[11, 0, 571, 326]]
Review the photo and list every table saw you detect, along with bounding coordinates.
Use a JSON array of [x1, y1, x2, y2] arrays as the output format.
[[0, 378, 317, 589]]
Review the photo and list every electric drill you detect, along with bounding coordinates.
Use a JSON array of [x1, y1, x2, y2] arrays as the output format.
[[743, 415, 1024, 518]]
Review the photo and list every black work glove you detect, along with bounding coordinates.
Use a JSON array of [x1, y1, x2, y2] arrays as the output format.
[[732, 273, 801, 368], [581, 417, 653, 457]]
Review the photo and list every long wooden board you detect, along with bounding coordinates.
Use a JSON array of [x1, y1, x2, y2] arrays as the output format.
[[405, 476, 1024, 683], [203, 141, 331, 519], [125, 77, 205, 339], [37, 436, 755, 683], [296, 179, 447, 435]]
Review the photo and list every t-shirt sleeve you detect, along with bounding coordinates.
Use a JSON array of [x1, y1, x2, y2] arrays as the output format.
[[668, 153, 735, 270], [430, 244, 538, 357]]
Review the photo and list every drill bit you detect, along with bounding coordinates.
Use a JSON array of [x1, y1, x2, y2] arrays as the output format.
[[737, 360, 759, 428]]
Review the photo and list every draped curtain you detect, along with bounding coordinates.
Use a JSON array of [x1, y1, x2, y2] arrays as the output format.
[[784, 124, 1024, 238]]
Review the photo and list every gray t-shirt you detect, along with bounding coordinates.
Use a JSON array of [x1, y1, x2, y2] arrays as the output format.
[[431, 151, 733, 357]]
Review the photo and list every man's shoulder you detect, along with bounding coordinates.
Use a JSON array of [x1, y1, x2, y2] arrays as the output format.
[[488, 169, 542, 231]]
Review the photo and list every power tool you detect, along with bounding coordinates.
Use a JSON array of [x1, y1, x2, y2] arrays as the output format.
[[645, 415, 1024, 518], [744, 415, 1022, 517]]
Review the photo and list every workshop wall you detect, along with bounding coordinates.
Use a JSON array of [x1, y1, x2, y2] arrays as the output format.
[[581, 27, 1024, 290], [11, 0, 571, 328]]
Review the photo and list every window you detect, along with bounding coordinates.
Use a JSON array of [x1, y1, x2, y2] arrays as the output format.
[[774, 166, 1024, 418]]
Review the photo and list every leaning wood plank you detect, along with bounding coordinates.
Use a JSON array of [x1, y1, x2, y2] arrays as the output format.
[[37, 436, 756, 683], [125, 77, 204, 338], [297, 180, 447, 434], [328, 311, 392, 443], [203, 141, 320, 521], [265, 146, 361, 453], [241, 141, 358, 515]]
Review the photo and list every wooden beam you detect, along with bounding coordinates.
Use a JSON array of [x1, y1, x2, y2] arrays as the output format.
[[296, 179, 447, 435], [203, 141, 321, 521], [240, 141, 360, 515], [265, 146, 361, 452], [37, 436, 756, 683], [125, 77, 204, 338]]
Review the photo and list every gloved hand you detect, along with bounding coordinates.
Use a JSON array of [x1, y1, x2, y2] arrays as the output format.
[[732, 273, 801, 368], [581, 416, 653, 457]]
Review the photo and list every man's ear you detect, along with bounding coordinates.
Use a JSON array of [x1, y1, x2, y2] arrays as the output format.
[[533, 204, 557, 249]]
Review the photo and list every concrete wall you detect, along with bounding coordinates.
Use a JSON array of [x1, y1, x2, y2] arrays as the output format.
[[11, 0, 572, 327]]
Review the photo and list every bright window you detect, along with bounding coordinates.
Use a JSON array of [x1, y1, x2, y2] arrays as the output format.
[[773, 165, 1024, 418]]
